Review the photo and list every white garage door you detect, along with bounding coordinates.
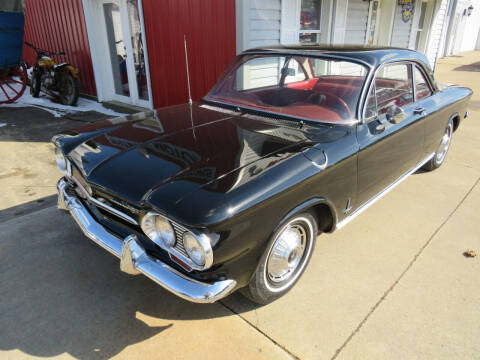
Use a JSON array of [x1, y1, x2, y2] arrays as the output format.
[[345, 0, 370, 45]]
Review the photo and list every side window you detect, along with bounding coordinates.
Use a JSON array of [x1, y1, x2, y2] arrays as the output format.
[[375, 63, 414, 114], [414, 66, 433, 100]]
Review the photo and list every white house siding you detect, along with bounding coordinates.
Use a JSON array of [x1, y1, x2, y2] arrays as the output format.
[[239, 56, 283, 89], [234, 0, 282, 89], [390, 3, 415, 48], [426, 0, 450, 68], [345, 0, 370, 45], [249, 0, 281, 48], [236, 0, 471, 73]]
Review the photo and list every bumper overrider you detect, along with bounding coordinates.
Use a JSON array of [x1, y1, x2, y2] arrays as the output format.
[[57, 177, 236, 303]]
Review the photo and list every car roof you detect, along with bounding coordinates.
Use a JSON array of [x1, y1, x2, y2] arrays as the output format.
[[242, 44, 432, 71]]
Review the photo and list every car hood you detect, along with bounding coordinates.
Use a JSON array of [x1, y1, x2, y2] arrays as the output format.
[[65, 103, 326, 208]]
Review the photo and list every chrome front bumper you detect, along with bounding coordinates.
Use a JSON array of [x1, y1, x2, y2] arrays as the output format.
[[57, 178, 236, 303]]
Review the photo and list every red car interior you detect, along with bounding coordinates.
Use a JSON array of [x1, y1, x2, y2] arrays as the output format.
[[416, 85, 432, 100], [211, 77, 423, 122], [375, 78, 415, 113], [285, 78, 319, 90], [209, 75, 366, 122]]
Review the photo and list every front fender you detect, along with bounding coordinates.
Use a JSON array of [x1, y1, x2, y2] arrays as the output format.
[[274, 197, 338, 235]]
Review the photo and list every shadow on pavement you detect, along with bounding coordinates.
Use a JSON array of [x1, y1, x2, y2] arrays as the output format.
[[0, 199, 256, 359], [0, 194, 57, 223], [0, 106, 112, 143], [453, 61, 480, 72]]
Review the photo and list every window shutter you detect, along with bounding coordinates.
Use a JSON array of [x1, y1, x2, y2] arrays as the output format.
[[281, 0, 299, 44]]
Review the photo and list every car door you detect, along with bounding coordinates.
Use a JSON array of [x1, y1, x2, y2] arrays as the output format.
[[355, 62, 425, 207]]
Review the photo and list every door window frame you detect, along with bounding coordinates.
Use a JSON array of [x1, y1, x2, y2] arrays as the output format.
[[362, 60, 436, 123], [362, 60, 416, 123]]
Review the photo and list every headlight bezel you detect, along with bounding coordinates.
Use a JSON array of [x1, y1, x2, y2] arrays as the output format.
[[140, 211, 213, 270], [183, 232, 213, 268], [140, 212, 176, 248]]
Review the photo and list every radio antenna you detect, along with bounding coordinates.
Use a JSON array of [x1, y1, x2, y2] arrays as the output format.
[[184, 35, 193, 105], [184, 35, 196, 139]]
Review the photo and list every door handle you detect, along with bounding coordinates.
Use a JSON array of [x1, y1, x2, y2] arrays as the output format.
[[312, 149, 328, 170], [302, 148, 328, 170], [413, 107, 426, 116], [375, 123, 385, 134]]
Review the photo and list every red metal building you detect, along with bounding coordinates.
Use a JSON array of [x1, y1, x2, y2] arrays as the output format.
[[23, 0, 236, 109]]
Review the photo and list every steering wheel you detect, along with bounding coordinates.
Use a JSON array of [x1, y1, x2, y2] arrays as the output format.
[[307, 91, 353, 119]]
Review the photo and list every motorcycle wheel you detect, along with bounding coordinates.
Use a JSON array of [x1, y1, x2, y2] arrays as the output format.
[[59, 73, 79, 106], [30, 71, 41, 97]]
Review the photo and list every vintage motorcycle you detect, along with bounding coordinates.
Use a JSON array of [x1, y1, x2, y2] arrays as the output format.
[[25, 41, 79, 106]]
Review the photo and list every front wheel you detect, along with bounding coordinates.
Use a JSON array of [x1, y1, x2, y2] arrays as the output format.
[[241, 211, 317, 304], [58, 73, 79, 106], [423, 118, 454, 171]]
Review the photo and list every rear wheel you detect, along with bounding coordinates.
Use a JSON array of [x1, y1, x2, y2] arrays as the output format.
[[423, 118, 454, 171], [58, 73, 79, 106], [241, 211, 317, 304]]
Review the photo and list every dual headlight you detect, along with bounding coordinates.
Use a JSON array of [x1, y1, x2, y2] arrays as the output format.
[[140, 212, 213, 269]]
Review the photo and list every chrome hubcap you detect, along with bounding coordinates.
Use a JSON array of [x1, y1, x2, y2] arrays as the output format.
[[267, 224, 307, 283], [435, 124, 452, 163]]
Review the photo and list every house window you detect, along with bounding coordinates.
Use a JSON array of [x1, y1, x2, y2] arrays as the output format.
[[299, 0, 322, 44]]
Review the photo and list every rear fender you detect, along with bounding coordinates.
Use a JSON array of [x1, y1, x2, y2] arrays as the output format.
[[55, 63, 79, 78]]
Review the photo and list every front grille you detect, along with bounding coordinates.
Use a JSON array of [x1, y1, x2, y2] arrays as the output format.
[[70, 172, 196, 269], [69, 174, 139, 226], [93, 199, 193, 267], [93, 190, 140, 219]]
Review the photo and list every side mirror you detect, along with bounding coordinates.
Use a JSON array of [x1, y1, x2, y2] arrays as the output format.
[[386, 105, 405, 124], [282, 68, 296, 77]]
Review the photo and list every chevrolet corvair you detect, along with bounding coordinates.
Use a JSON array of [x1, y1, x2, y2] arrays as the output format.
[[53, 46, 472, 304]]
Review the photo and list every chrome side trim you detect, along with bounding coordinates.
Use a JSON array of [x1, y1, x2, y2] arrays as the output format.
[[70, 176, 139, 226], [336, 153, 434, 230], [57, 178, 237, 303]]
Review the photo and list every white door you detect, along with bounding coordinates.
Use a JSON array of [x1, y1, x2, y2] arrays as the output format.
[[86, 0, 152, 108]]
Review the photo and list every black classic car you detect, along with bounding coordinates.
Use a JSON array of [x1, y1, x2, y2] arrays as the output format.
[[54, 46, 472, 304]]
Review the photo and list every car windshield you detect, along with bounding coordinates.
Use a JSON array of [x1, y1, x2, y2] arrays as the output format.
[[204, 54, 368, 123]]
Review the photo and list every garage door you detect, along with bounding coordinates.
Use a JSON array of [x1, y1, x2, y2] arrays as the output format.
[[345, 0, 370, 45]]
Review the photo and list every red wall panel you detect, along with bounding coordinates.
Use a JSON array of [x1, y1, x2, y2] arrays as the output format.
[[142, 0, 236, 108], [23, 0, 97, 96]]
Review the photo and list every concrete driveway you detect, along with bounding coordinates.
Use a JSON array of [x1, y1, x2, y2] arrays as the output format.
[[0, 52, 479, 360]]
